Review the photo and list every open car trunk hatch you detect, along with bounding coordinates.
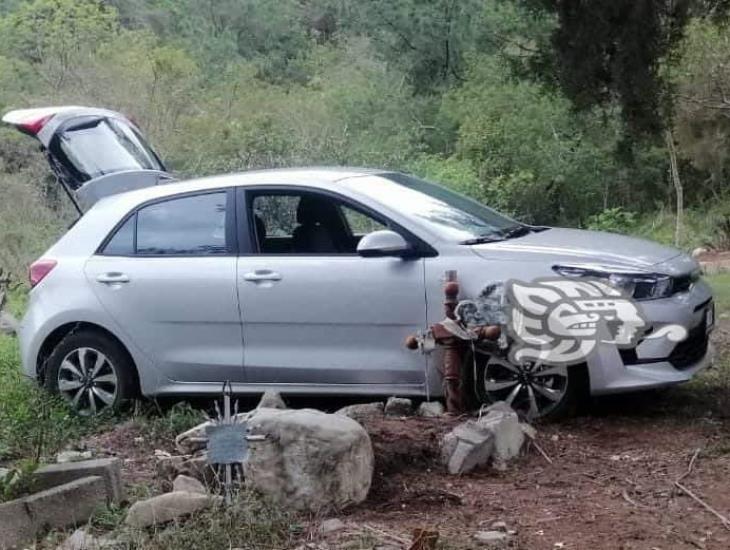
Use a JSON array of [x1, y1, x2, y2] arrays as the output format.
[[2, 106, 174, 210]]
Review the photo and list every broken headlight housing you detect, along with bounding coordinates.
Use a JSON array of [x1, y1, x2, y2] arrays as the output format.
[[552, 264, 675, 300]]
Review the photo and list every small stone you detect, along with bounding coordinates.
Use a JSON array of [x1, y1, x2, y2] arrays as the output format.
[[172, 474, 207, 494], [335, 402, 384, 422], [319, 518, 346, 534], [133, 437, 144, 444], [384, 396, 413, 417], [550, 434, 559, 442], [692, 247, 709, 259], [474, 530, 509, 547], [155, 455, 186, 481], [0, 311, 19, 336], [519, 423, 537, 439], [257, 390, 286, 409], [125, 492, 221, 528], [57, 529, 98, 550], [490, 521, 508, 532], [56, 450, 93, 464], [417, 401, 445, 417]]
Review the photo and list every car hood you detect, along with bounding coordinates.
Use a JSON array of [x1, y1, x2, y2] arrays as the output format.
[[470, 227, 688, 272]]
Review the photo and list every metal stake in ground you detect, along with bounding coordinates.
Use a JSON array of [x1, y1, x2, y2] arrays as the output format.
[[206, 381, 247, 505]]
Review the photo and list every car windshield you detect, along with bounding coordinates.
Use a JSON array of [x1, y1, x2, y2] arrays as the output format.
[[58, 118, 164, 181], [348, 172, 519, 242]]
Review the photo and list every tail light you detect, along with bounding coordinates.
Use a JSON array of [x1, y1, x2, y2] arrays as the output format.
[[18, 114, 54, 136], [29, 259, 57, 288]]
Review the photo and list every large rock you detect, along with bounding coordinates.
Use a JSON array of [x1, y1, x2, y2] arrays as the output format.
[[384, 396, 412, 417], [335, 402, 384, 422], [257, 390, 286, 409], [243, 408, 373, 513], [441, 402, 525, 474], [479, 402, 525, 467], [125, 492, 220, 528]]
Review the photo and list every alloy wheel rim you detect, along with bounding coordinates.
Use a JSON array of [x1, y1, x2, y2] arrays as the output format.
[[478, 351, 568, 420], [57, 347, 118, 415]]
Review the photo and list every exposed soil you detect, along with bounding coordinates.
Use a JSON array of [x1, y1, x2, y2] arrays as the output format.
[[79, 327, 730, 549]]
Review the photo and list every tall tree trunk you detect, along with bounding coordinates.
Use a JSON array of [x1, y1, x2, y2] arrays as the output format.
[[666, 129, 683, 247]]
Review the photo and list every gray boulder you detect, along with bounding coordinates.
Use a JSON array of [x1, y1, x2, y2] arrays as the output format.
[[244, 408, 373, 512], [335, 402, 384, 422], [125, 492, 221, 528], [257, 390, 286, 409], [441, 402, 525, 474], [384, 396, 412, 417], [417, 401, 445, 417]]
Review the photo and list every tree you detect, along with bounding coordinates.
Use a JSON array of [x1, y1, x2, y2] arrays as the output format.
[[0, 0, 118, 90]]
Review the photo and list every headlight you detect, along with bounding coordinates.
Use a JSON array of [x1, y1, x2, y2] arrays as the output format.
[[552, 264, 673, 300]]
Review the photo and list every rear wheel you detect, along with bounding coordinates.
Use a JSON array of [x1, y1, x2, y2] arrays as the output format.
[[468, 348, 585, 421], [44, 329, 137, 415]]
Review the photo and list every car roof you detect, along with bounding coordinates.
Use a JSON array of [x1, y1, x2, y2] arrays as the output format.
[[94, 167, 390, 210]]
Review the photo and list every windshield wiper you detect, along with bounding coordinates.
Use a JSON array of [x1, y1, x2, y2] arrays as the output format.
[[501, 225, 533, 239], [460, 234, 505, 245]]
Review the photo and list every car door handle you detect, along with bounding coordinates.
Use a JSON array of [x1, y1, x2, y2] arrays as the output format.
[[96, 273, 130, 284], [243, 270, 282, 282]]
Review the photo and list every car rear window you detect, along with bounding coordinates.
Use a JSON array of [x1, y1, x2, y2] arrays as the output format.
[[101, 192, 229, 256]]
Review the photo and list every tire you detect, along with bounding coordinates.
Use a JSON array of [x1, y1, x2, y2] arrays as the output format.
[[465, 347, 587, 421], [44, 328, 138, 415]]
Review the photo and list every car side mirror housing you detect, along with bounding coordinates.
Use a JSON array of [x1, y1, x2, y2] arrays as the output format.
[[357, 230, 412, 258]]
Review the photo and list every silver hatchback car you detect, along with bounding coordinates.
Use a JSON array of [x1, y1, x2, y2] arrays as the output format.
[[4, 106, 714, 418]]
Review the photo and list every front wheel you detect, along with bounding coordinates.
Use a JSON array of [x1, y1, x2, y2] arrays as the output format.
[[467, 348, 586, 421], [44, 329, 137, 415]]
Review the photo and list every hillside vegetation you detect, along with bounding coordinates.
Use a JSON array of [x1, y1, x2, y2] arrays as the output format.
[[2, 1, 730, 278]]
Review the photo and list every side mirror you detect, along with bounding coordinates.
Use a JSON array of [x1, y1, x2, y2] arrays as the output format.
[[357, 230, 412, 258]]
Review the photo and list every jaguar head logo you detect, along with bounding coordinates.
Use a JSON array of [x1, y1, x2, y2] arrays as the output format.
[[505, 278, 649, 365]]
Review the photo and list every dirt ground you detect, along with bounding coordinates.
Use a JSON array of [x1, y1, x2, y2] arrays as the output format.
[[82, 326, 730, 550]]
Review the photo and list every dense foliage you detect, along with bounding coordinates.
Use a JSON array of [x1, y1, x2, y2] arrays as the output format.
[[2, 0, 730, 276]]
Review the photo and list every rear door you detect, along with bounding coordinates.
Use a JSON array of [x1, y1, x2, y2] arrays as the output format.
[[84, 189, 245, 383], [2, 106, 172, 209]]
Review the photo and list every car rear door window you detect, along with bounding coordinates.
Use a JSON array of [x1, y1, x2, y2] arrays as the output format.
[[103, 215, 136, 256], [103, 192, 229, 256], [137, 193, 228, 255]]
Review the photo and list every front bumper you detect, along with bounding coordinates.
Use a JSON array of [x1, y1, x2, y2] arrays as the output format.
[[587, 279, 714, 395]]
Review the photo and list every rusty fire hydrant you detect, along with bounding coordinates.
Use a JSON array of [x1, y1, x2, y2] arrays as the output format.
[[406, 270, 500, 414]]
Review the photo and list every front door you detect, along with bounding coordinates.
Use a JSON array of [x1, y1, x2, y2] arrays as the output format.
[[85, 190, 245, 382], [237, 188, 428, 387]]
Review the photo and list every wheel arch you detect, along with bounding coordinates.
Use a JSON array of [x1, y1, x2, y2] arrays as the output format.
[[36, 321, 140, 393]]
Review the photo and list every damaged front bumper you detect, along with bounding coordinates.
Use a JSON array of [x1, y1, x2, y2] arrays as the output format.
[[586, 280, 714, 395]]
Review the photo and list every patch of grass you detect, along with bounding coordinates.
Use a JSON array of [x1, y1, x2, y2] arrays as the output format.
[[0, 333, 110, 461], [127, 491, 299, 550], [707, 273, 730, 315], [132, 401, 208, 442]]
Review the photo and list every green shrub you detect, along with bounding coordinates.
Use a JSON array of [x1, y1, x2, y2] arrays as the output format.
[[0, 334, 108, 460], [585, 207, 638, 234]]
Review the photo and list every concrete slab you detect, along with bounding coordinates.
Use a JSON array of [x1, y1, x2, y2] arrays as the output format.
[[34, 458, 124, 504]]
